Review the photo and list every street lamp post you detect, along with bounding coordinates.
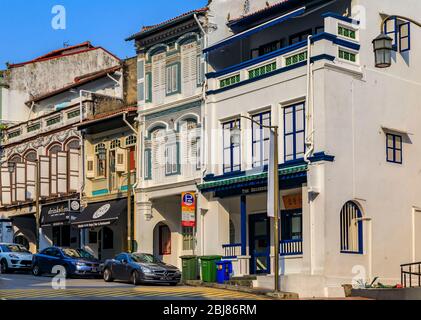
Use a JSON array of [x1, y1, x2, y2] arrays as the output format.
[[373, 15, 421, 68], [231, 116, 281, 293]]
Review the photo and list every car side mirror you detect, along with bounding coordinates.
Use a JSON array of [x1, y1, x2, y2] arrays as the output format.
[[122, 259, 128, 264]]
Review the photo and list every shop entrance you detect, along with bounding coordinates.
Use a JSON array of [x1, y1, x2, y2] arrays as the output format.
[[249, 213, 271, 275]]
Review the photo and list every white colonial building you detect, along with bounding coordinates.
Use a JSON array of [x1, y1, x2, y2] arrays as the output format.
[[195, 0, 421, 297]]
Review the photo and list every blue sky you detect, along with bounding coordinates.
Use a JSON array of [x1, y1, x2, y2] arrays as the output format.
[[0, 0, 207, 68]]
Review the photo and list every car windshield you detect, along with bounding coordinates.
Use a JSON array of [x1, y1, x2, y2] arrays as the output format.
[[131, 253, 162, 264], [62, 248, 86, 259], [1, 244, 30, 254], [76, 249, 95, 259]]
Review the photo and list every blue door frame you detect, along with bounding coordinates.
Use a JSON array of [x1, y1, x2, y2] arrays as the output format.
[[249, 213, 271, 275]]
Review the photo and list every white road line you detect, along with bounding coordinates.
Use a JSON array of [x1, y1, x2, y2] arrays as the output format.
[[0, 277, 13, 281]]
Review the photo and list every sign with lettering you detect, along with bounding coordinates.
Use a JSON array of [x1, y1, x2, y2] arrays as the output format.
[[283, 193, 303, 210], [181, 192, 196, 227], [40, 199, 80, 227]]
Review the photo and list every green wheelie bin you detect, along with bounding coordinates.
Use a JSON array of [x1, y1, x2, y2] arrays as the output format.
[[200, 256, 222, 283], [180, 255, 199, 281]]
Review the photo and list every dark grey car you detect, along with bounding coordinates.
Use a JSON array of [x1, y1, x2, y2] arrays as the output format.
[[102, 253, 181, 286]]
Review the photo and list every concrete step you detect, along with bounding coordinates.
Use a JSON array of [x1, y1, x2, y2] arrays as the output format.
[[225, 279, 254, 288]]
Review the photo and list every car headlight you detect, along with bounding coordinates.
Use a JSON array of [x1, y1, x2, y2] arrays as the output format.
[[9, 254, 19, 259], [140, 266, 153, 274], [76, 262, 88, 267]]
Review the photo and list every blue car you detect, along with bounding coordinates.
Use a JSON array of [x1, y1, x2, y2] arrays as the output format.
[[32, 247, 101, 278]]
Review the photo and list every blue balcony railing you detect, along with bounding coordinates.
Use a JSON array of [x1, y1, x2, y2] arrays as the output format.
[[280, 239, 303, 256], [222, 243, 242, 258]]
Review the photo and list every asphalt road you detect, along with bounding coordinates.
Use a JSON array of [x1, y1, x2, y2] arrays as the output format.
[[0, 272, 270, 300]]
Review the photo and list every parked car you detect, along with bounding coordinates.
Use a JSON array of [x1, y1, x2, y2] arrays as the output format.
[[102, 253, 181, 286], [0, 243, 33, 273], [32, 247, 101, 278]]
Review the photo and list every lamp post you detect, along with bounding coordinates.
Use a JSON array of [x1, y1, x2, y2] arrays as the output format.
[[373, 15, 421, 68], [231, 116, 281, 293]]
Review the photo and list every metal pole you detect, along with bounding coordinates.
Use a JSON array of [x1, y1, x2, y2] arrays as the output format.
[[35, 160, 40, 252], [273, 127, 280, 293], [127, 148, 132, 253]]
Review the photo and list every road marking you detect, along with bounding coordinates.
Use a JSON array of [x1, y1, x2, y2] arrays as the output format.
[[0, 277, 12, 281]]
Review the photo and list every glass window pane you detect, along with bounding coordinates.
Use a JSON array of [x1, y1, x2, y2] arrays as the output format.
[[396, 150, 402, 163], [296, 108, 305, 132], [233, 146, 241, 167], [395, 136, 402, 149], [285, 135, 294, 158], [296, 132, 305, 155], [285, 110, 293, 134], [387, 135, 394, 148], [387, 148, 394, 162], [253, 142, 261, 164]]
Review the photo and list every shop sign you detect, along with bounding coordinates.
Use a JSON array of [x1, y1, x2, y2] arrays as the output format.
[[181, 192, 196, 227], [283, 193, 303, 210]]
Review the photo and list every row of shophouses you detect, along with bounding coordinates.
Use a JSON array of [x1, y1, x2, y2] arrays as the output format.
[[1, 0, 421, 297]]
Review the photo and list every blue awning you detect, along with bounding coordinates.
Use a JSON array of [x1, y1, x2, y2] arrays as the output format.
[[203, 7, 306, 54]]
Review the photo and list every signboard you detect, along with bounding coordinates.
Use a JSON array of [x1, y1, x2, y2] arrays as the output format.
[[182, 192, 196, 227], [40, 199, 80, 227], [283, 193, 303, 210]]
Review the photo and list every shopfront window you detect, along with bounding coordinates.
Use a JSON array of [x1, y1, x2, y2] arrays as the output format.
[[52, 226, 70, 247], [281, 210, 303, 241]]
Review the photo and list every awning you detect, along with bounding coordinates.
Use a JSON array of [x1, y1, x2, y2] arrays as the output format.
[[203, 7, 306, 53], [71, 199, 127, 229], [40, 200, 81, 227]]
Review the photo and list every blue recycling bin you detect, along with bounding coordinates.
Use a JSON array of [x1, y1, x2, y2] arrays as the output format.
[[216, 261, 233, 284]]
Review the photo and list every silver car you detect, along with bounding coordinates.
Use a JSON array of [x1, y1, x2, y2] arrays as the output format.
[[0, 243, 33, 273]]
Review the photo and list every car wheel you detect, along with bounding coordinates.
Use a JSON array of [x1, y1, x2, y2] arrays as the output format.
[[130, 271, 141, 286], [0, 259, 9, 274], [32, 264, 42, 277], [103, 268, 114, 282]]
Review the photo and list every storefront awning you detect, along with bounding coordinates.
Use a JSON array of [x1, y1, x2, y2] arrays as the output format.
[[71, 199, 127, 229], [40, 200, 80, 227]]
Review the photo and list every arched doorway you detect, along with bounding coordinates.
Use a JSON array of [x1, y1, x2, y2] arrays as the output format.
[[153, 222, 171, 260], [14, 235, 30, 250]]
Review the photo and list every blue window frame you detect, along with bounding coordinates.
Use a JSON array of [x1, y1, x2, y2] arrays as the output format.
[[252, 111, 271, 167], [399, 22, 411, 53], [384, 17, 411, 52], [340, 202, 363, 254], [281, 209, 303, 256], [223, 120, 241, 173], [386, 133, 403, 164], [284, 103, 305, 163]]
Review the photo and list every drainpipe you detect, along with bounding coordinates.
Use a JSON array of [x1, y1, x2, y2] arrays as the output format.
[[303, 35, 316, 276], [194, 13, 209, 182], [27, 102, 36, 121]]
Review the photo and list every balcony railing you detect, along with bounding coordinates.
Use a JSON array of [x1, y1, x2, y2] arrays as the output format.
[[280, 239, 303, 256], [222, 244, 242, 258], [207, 15, 361, 94], [401, 262, 421, 288]]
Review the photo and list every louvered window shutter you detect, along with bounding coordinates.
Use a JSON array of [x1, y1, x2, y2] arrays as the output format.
[[69, 149, 80, 192], [57, 151, 68, 194], [39, 156, 51, 197], [26, 161, 36, 201], [116, 149, 126, 173], [50, 154, 58, 195], [15, 163, 26, 202], [87, 156, 95, 179], [182, 43, 198, 97], [152, 54, 166, 104], [0, 164, 12, 206]]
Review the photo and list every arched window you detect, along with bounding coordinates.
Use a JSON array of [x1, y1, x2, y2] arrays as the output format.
[[95, 143, 107, 177], [9, 154, 23, 163], [126, 135, 137, 147], [66, 139, 80, 151], [24, 150, 37, 162], [14, 235, 30, 250], [340, 201, 363, 254], [110, 139, 121, 150], [48, 143, 62, 155]]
